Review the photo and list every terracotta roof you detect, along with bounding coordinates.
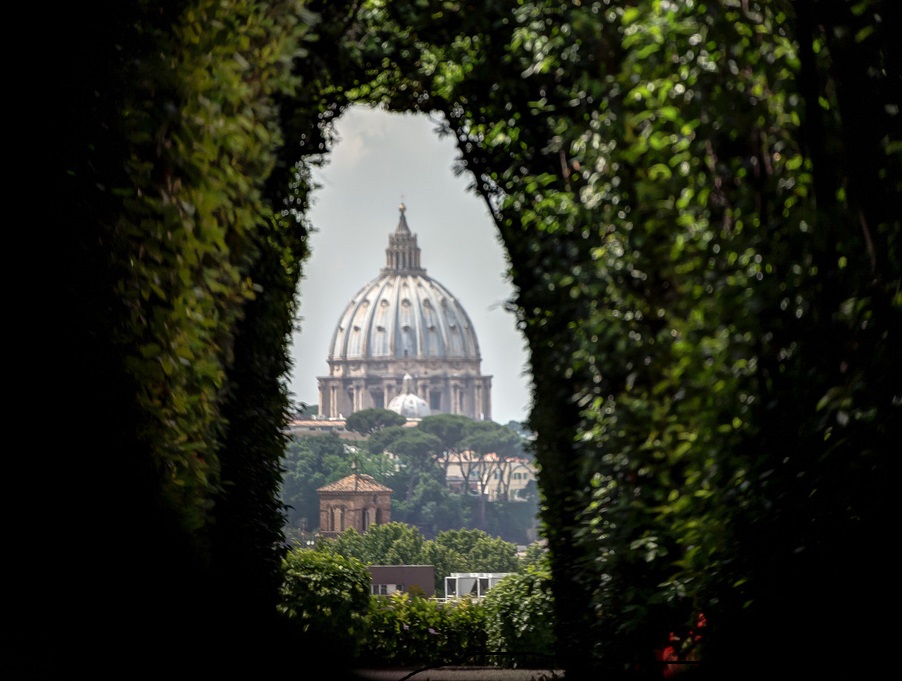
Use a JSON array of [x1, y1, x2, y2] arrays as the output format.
[[316, 473, 393, 494]]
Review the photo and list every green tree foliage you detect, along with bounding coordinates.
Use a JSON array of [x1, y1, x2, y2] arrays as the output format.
[[380, 421, 534, 541], [281, 433, 354, 532], [338, 0, 899, 677], [278, 548, 372, 659], [518, 541, 549, 572], [426, 527, 521, 597], [345, 407, 408, 436], [379, 417, 532, 512], [384, 429, 444, 497], [417, 412, 477, 480], [355, 445, 400, 482], [504, 421, 534, 442], [460, 420, 525, 459], [318, 522, 427, 565], [326, 417, 532, 541], [365, 424, 409, 456], [455, 420, 531, 527], [417, 413, 477, 446], [460, 420, 527, 500], [318, 523, 520, 596], [483, 563, 557, 667], [360, 593, 489, 668], [482, 498, 539, 546], [391, 475, 474, 538], [41, 0, 326, 673], [431, 529, 520, 574]]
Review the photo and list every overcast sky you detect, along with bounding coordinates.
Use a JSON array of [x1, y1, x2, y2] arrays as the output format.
[[287, 105, 533, 425]]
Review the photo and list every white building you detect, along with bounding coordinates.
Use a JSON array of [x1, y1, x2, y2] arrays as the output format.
[[445, 452, 537, 502], [444, 572, 514, 600]]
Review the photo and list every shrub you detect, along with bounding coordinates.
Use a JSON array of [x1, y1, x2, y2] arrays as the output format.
[[483, 565, 557, 668], [278, 548, 372, 658], [359, 592, 488, 668]]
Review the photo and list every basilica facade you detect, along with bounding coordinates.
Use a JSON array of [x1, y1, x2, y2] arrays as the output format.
[[317, 204, 492, 421]]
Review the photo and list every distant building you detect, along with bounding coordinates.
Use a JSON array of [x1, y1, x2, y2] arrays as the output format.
[[444, 572, 513, 600], [316, 473, 393, 538], [286, 417, 358, 439], [445, 452, 537, 502], [368, 565, 435, 598], [317, 203, 492, 420], [285, 415, 420, 440]]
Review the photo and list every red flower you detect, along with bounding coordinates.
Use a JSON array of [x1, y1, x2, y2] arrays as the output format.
[[659, 645, 682, 679]]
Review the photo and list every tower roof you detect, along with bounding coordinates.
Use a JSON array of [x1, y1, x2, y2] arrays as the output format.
[[316, 473, 393, 494]]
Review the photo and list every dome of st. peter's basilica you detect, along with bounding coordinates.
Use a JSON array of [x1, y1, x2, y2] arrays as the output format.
[[317, 204, 492, 421]]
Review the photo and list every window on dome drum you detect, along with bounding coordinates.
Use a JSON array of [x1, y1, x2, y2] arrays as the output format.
[[430, 391, 441, 411], [370, 391, 384, 409]]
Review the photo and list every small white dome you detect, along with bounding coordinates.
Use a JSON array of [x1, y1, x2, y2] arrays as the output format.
[[388, 374, 431, 418]]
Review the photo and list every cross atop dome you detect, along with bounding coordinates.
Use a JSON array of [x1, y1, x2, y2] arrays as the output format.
[[396, 200, 411, 235]]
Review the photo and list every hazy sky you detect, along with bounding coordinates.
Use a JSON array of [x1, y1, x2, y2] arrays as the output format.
[[287, 105, 533, 425]]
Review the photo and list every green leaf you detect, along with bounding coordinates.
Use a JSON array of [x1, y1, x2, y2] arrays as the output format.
[[648, 163, 673, 180]]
